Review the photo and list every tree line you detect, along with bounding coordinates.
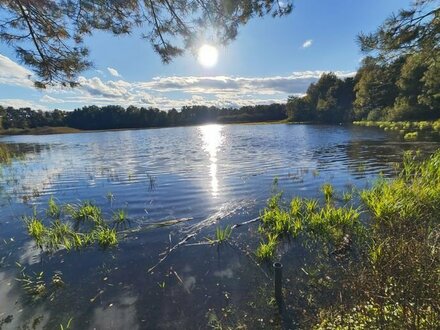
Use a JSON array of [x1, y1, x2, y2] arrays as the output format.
[[0, 103, 287, 131]]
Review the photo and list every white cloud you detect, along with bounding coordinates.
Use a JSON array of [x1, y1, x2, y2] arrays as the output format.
[[302, 39, 313, 48], [0, 54, 355, 111], [0, 98, 47, 110], [40, 95, 64, 103], [0, 54, 33, 87], [107, 67, 121, 77]]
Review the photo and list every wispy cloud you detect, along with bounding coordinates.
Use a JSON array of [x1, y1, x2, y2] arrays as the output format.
[[0, 55, 354, 111], [0, 98, 48, 110], [302, 39, 313, 48], [0, 54, 33, 87], [107, 67, 121, 77]]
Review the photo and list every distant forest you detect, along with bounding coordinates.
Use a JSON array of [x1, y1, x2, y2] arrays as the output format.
[[1, 52, 439, 131], [1, 0, 438, 131], [0, 104, 287, 130]]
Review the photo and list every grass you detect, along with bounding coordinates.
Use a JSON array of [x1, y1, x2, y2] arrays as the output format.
[[112, 209, 127, 224], [208, 225, 232, 245], [94, 227, 118, 247], [257, 150, 440, 328], [353, 120, 440, 140], [0, 126, 82, 136], [0, 144, 11, 164], [23, 200, 120, 251], [66, 201, 102, 224], [47, 196, 61, 219], [404, 131, 418, 140], [321, 183, 334, 203]]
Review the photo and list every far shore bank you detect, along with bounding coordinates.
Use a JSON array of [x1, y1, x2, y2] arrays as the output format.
[[0, 120, 289, 137]]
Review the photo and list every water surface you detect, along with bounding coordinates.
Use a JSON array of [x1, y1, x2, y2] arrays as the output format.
[[0, 124, 438, 329]]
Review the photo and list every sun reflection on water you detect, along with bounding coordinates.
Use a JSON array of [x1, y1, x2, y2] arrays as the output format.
[[199, 124, 223, 197]]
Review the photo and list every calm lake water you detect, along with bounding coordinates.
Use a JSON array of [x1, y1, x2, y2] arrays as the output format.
[[0, 124, 439, 329]]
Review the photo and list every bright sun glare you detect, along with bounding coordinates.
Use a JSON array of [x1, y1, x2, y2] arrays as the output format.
[[198, 44, 218, 68]]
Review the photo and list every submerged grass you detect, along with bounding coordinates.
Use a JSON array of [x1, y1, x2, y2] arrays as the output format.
[[257, 150, 440, 328]]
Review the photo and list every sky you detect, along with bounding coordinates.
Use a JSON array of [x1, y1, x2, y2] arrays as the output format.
[[0, 0, 412, 111]]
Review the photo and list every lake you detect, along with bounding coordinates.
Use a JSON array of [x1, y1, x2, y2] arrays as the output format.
[[0, 123, 439, 329]]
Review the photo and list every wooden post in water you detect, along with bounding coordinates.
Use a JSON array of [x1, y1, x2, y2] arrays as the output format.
[[273, 262, 283, 303]]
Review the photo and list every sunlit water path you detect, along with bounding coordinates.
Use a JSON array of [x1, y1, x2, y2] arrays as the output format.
[[0, 124, 439, 329]]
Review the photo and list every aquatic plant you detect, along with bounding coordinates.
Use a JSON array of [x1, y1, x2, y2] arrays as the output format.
[[258, 150, 440, 328], [404, 131, 418, 140], [321, 183, 334, 203], [23, 199, 120, 251], [214, 225, 232, 243], [47, 196, 61, 219], [112, 209, 128, 224], [66, 201, 102, 224], [59, 318, 73, 330], [24, 212, 46, 248], [94, 227, 118, 247], [0, 144, 11, 164], [106, 191, 115, 204], [256, 233, 278, 260]]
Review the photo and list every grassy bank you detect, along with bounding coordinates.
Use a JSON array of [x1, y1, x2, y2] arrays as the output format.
[[0, 126, 83, 136], [258, 151, 440, 328], [353, 120, 440, 140]]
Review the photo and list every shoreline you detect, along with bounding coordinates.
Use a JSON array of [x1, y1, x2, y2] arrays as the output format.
[[0, 120, 288, 136]]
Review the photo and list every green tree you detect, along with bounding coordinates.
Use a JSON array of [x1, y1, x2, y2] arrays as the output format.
[[0, 0, 293, 87]]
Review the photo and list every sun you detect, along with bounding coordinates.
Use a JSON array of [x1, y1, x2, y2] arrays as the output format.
[[198, 44, 218, 68]]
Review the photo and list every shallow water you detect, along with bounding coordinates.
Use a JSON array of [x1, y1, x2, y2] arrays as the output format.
[[0, 124, 439, 329]]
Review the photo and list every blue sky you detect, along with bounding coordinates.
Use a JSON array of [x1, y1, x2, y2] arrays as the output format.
[[0, 0, 412, 111]]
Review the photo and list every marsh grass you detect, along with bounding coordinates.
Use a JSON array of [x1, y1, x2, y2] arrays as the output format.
[[0, 144, 11, 164], [16, 264, 65, 300], [321, 183, 334, 203], [94, 227, 118, 247], [24, 200, 119, 251], [47, 196, 61, 219], [404, 131, 418, 140], [207, 226, 232, 245], [112, 209, 128, 225], [66, 201, 102, 224], [353, 120, 440, 140], [258, 150, 440, 328]]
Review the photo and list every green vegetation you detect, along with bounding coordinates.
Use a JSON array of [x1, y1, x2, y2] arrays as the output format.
[[404, 132, 418, 141], [320, 183, 334, 203], [47, 196, 61, 219], [0, 144, 11, 164], [94, 227, 118, 247], [0, 126, 82, 136], [16, 263, 65, 300], [258, 150, 440, 328], [208, 226, 232, 245], [353, 120, 440, 140], [112, 209, 128, 225], [24, 199, 120, 251], [66, 201, 102, 224], [0, 104, 287, 132]]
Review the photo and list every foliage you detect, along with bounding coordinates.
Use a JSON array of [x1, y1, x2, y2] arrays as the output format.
[[66, 201, 102, 224], [258, 150, 440, 328], [47, 196, 61, 219], [0, 144, 11, 164], [214, 226, 232, 244], [24, 200, 120, 251], [0, 104, 287, 131], [0, 0, 292, 87], [286, 73, 355, 123], [353, 120, 440, 140]]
